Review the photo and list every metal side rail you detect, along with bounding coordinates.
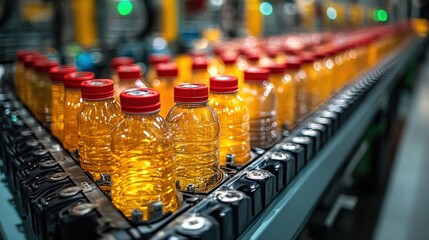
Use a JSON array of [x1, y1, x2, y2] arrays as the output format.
[[236, 37, 426, 240]]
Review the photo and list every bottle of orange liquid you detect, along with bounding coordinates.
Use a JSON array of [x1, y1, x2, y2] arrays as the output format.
[[32, 60, 58, 124], [111, 57, 134, 84], [209, 44, 226, 76], [147, 54, 171, 86], [208, 75, 251, 165], [15, 50, 37, 100], [285, 57, 308, 122], [111, 88, 179, 219], [22, 54, 47, 107], [166, 83, 221, 191], [49, 66, 77, 141], [266, 64, 296, 130], [241, 68, 278, 148], [189, 57, 211, 84], [63, 72, 95, 153], [221, 52, 243, 87], [300, 53, 319, 111], [152, 63, 179, 118], [115, 64, 149, 102], [78, 79, 122, 186]]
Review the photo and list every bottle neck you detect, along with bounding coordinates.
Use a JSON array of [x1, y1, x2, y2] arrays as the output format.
[[175, 101, 208, 107], [83, 97, 115, 102]]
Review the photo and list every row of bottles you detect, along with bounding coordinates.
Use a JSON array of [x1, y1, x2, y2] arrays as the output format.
[[13, 21, 413, 220]]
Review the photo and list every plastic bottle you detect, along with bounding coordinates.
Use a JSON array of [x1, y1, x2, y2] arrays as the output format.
[[111, 57, 134, 84], [208, 44, 226, 76], [208, 75, 251, 165], [166, 83, 221, 191], [285, 58, 308, 122], [111, 88, 179, 219], [15, 50, 37, 100], [240, 68, 278, 148], [300, 53, 319, 111], [49, 66, 77, 141], [115, 64, 149, 102], [189, 57, 211, 84], [220, 52, 243, 87], [147, 54, 171, 86], [63, 72, 95, 152], [266, 64, 296, 130], [22, 54, 47, 107], [32, 60, 58, 124], [78, 79, 122, 185], [152, 63, 179, 118]]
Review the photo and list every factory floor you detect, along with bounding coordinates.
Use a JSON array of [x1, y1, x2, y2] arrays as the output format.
[[374, 49, 429, 240]]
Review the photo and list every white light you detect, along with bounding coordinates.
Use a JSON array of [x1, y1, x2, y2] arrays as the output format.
[[327, 7, 337, 20], [153, 37, 167, 50], [210, 0, 224, 7]]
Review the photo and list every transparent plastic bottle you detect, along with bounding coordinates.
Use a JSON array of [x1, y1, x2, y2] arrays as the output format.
[[15, 50, 37, 100], [220, 52, 243, 87], [208, 44, 226, 76], [22, 54, 47, 107], [50, 66, 77, 141], [266, 64, 296, 130], [189, 57, 211, 84], [240, 68, 278, 148], [152, 63, 179, 118], [312, 50, 330, 103], [32, 60, 58, 124], [300, 53, 319, 111], [63, 72, 95, 152], [111, 88, 179, 219], [115, 64, 149, 102], [78, 79, 122, 186], [166, 83, 221, 191], [209, 75, 251, 165], [111, 57, 135, 84], [147, 54, 171, 86]]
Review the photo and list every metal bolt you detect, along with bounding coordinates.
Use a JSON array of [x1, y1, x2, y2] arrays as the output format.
[[70, 203, 96, 216], [180, 216, 207, 231], [216, 190, 244, 203], [245, 169, 270, 181]]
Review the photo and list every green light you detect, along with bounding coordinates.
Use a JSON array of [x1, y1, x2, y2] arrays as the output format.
[[118, 0, 133, 16], [259, 2, 273, 16], [377, 9, 388, 22]]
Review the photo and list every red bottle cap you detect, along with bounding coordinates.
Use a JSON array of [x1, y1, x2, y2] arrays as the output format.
[[16, 50, 38, 61], [111, 57, 134, 70], [314, 50, 328, 59], [120, 88, 160, 114], [266, 64, 286, 74], [63, 72, 95, 89], [213, 44, 226, 56], [210, 75, 238, 93], [117, 64, 143, 79], [244, 67, 270, 81], [245, 51, 260, 62], [221, 52, 238, 65], [23, 55, 47, 68], [267, 48, 279, 58], [299, 52, 317, 63], [284, 58, 302, 69], [174, 83, 208, 103], [148, 54, 171, 65], [50, 66, 77, 82], [156, 63, 178, 77], [34, 60, 58, 73], [81, 79, 114, 100], [192, 57, 208, 70], [189, 50, 207, 57]]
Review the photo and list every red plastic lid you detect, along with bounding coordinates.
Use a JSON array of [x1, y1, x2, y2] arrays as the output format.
[[221, 52, 238, 65], [266, 64, 286, 74], [156, 63, 178, 77], [17, 50, 38, 61], [299, 52, 317, 63], [120, 88, 160, 114], [244, 67, 270, 81], [267, 48, 279, 58], [63, 72, 95, 89], [81, 79, 114, 100], [118, 64, 143, 79], [34, 60, 58, 73], [210, 75, 238, 93], [213, 45, 226, 56], [314, 50, 328, 59], [284, 58, 302, 69], [174, 83, 208, 103], [23, 55, 47, 68], [245, 52, 260, 62], [192, 57, 209, 70], [148, 54, 171, 65], [111, 57, 135, 69], [189, 50, 207, 57], [50, 66, 77, 82]]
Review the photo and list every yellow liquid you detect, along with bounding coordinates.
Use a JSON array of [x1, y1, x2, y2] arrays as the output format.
[[111, 114, 179, 219], [32, 72, 52, 124], [295, 69, 309, 121], [146, 67, 157, 86], [209, 93, 251, 165], [189, 70, 210, 85], [152, 76, 176, 118], [24, 67, 36, 109], [63, 88, 83, 152], [223, 64, 243, 88], [269, 72, 296, 129], [51, 82, 65, 140], [313, 60, 329, 104], [322, 57, 335, 99], [208, 56, 225, 76], [114, 78, 149, 103], [240, 81, 278, 148], [302, 63, 320, 111], [333, 53, 345, 92], [166, 103, 221, 191], [15, 61, 24, 100], [78, 99, 122, 182]]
